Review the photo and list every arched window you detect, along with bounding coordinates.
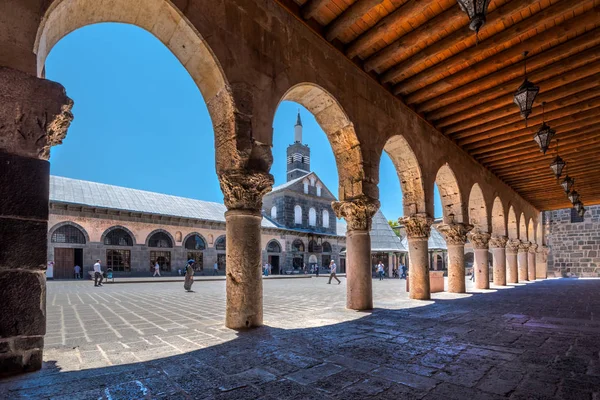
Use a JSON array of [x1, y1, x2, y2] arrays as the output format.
[[308, 239, 319, 253], [303, 179, 309, 194], [322, 241, 332, 253], [294, 205, 302, 224], [148, 232, 172, 248], [267, 240, 282, 253], [185, 234, 206, 250], [292, 239, 305, 252], [104, 228, 133, 246], [309, 208, 316, 226], [316, 182, 322, 197], [51, 225, 86, 244], [271, 205, 277, 219], [322, 209, 329, 228], [215, 235, 226, 251], [310, 176, 316, 186]]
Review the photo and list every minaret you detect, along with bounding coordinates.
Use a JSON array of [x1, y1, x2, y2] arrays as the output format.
[[286, 110, 311, 182]]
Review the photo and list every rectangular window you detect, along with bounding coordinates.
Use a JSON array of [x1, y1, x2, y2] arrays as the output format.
[[570, 207, 584, 223], [106, 249, 131, 272], [150, 251, 171, 272]]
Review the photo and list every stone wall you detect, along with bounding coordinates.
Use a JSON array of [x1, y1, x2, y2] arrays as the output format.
[[545, 205, 600, 277]]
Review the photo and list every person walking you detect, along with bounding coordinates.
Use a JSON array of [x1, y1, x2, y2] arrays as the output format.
[[377, 262, 385, 280], [401, 263, 407, 280], [184, 260, 195, 292], [470, 267, 475, 282], [263, 263, 269, 277], [315, 264, 320, 277], [93, 259, 103, 287], [74, 264, 81, 279], [327, 260, 341, 285], [153, 261, 161, 277], [213, 262, 219, 276]]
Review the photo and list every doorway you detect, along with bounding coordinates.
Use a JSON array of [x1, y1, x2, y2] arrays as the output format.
[[54, 248, 83, 279], [268, 255, 280, 275]]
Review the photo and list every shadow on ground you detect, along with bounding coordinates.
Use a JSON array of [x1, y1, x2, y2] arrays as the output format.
[[2, 279, 600, 399]]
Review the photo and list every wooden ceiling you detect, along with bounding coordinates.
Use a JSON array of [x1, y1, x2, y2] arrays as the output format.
[[275, 0, 600, 211]]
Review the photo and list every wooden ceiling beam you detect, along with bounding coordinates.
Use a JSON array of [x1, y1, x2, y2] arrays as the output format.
[[493, 151, 600, 176], [301, 0, 331, 20], [347, 0, 447, 60], [379, 0, 535, 85], [444, 74, 600, 135], [358, 3, 463, 69], [326, 0, 385, 42], [427, 41, 600, 122], [401, 3, 600, 102]]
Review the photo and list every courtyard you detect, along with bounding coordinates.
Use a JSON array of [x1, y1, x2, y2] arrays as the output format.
[[1, 277, 599, 399]]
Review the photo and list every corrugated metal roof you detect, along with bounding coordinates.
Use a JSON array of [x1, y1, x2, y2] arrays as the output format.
[[49, 176, 279, 228], [269, 174, 309, 193], [335, 211, 406, 252], [401, 225, 447, 250]]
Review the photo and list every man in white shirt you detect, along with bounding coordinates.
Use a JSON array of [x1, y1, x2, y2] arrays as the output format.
[[213, 262, 219, 276], [93, 260, 103, 287], [327, 260, 341, 285], [153, 262, 161, 277]]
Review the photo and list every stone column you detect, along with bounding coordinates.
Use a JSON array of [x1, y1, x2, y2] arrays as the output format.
[[400, 214, 433, 300], [506, 239, 520, 284], [468, 228, 491, 289], [333, 196, 379, 310], [489, 236, 508, 286], [219, 171, 274, 329], [0, 67, 73, 377], [518, 241, 530, 282], [436, 222, 472, 293], [528, 244, 538, 281], [536, 245, 549, 279]]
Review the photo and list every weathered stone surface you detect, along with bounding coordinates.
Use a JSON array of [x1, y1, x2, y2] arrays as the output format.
[[467, 227, 491, 250], [436, 222, 473, 245], [218, 170, 273, 211], [400, 213, 433, 240], [0, 270, 46, 337], [0, 218, 47, 270], [332, 195, 379, 232], [489, 235, 508, 249]]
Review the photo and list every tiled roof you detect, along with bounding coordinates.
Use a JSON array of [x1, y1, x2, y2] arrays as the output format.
[[49, 176, 279, 228], [269, 174, 309, 193], [401, 225, 448, 251], [336, 211, 406, 253]]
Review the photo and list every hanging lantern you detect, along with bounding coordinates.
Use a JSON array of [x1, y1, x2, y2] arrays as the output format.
[[513, 51, 539, 122], [569, 190, 580, 205], [456, 0, 491, 33], [574, 200, 583, 212], [578, 205, 586, 218], [533, 102, 555, 154], [561, 175, 574, 194], [550, 139, 566, 180]]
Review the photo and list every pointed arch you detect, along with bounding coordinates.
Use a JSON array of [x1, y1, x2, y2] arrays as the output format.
[[507, 206, 518, 239], [536, 217, 543, 245], [384, 135, 425, 215], [434, 163, 463, 223], [519, 213, 527, 241], [528, 218, 535, 243], [49, 221, 90, 243], [468, 183, 488, 231], [491, 197, 506, 237]]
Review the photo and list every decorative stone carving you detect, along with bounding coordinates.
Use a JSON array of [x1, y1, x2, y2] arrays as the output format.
[[518, 241, 531, 253], [399, 213, 433, 239], [506, 239, 520, 254], [528, 243, 539, 254], [436, 222, 473, 245], [538, 245, 549, 262], [0, 67, 74, 160], [218, 170, 274, 211], [489, 235, 508, 249], [467, 227, 491, 249], [332, 195, 379, 231]]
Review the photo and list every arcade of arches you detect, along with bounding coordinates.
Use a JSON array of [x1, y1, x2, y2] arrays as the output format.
[[1, 0, 587, 377]]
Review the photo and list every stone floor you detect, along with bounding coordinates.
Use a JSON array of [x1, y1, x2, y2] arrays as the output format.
[[1, 277, 600, 399]]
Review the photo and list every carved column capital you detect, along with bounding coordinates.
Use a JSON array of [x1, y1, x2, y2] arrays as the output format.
[[518, 241, 531, 253], [399, 213, 433, 240], [436, 222, 473, 245], [218, 170, 274, 211], [0, 67, 74, 160], [489, 235, 508, 249], [506, 239, 521, 254], [528, 243, 539, 254], [467, 227, 491, 249], [332, 195, 379, 232], [537, 245, 549, 262]]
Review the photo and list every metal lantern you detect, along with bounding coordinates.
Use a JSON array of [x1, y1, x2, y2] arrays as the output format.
[[574, 200, 583, 212], [456, 0, 491, 33], [533, 102, 555, 154], [569, 190, 580, 205], [561, 175, 574, 194], [578, 205, 586, 218], [513, 52, 539, 122], [550, 155, 566, 179]]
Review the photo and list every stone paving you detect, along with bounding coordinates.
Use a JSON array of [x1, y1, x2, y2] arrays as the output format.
[[1, 277, 600, 399]]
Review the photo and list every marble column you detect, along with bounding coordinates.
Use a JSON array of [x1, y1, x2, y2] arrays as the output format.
[[468, 228, 491, 289], [333, 196, 379, 310], [219, 171, 274, 329], [436, 222, 472, 293], [528, 244, 538, 281], [536, 245, 549, 279], [518, 241, 530, 282], [506, 239, 520, 284], [0, 67, 73, 377], [400, 214, 433, 300], [490, 236, 508, 286]]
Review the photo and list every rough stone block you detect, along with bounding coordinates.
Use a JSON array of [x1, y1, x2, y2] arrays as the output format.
[[0, 269, 46, 338], [0, 218, 48, 269]]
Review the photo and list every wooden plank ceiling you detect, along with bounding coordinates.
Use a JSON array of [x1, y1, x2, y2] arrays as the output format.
[[275, 0, 600, 211]]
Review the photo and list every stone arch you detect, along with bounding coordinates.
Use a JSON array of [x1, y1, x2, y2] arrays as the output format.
[[145, 229, 174, 248], [528, 218, 535, 243], [182, 232, 208, 250], [215, 235, 226, 251], [468, 183, 488, 231], [100, 225, 136, 246], [266, 240, 282, 253], [383, 135, 425, 215], [519, 213, 527, 241], [434, 163, 463, 223], [49, 221, 90, 243], [536, 218, 543, 245], [35, 0, 246, 172], [491, 197, 506, 237], [278, 83, 367, 201], [507, 206, 518, 239]]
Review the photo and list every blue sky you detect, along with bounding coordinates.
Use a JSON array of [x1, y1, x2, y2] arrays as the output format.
[[47, 23, 442, 220]]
